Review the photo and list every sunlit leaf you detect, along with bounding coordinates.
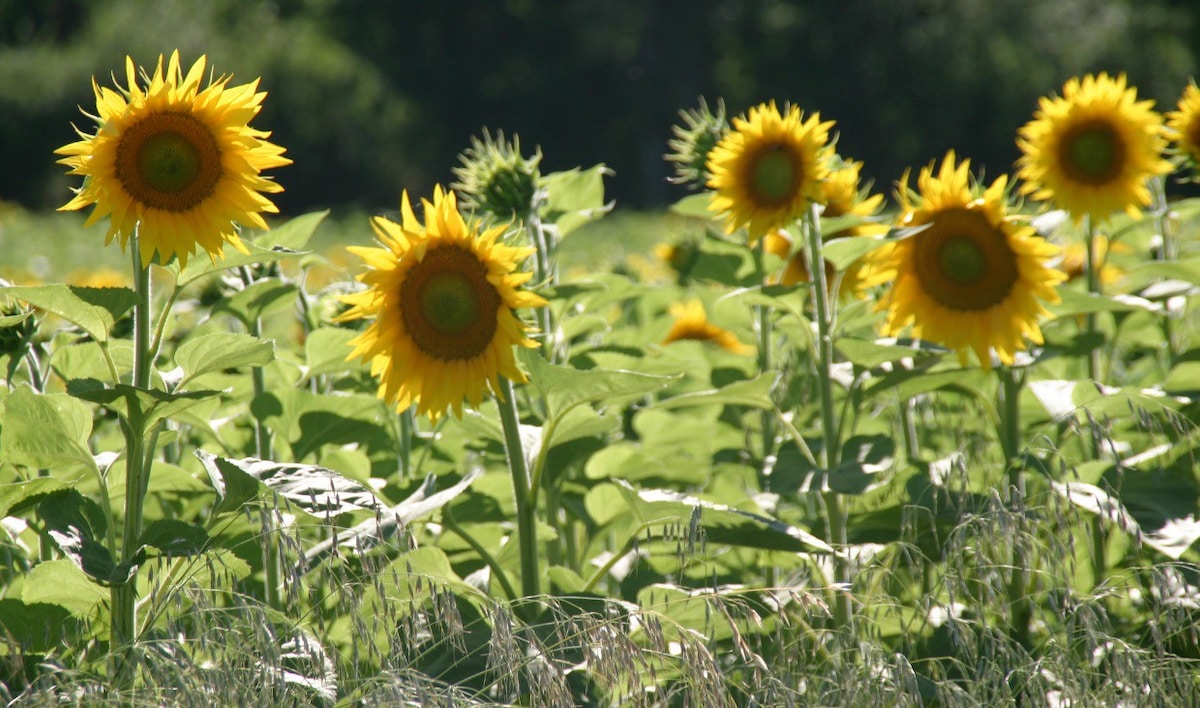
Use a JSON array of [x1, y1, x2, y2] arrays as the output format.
[[195, 450, 382, 518], [302, 327, 363, 380], [0, 477, 70, 518], [2, 284, 137, 343], [541, 164, 613, 237], [0, 386, 95, 472], [21, 559, 107, 618], [139, 519, 210, 557], [174, 331, 275, 387]]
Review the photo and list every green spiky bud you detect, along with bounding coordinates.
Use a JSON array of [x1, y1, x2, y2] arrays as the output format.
[[452, 130, 543, 221], [665, 98, 728, 189]]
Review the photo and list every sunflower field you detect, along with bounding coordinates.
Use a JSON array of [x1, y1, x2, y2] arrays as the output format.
[[5, 47, 1200, 707]]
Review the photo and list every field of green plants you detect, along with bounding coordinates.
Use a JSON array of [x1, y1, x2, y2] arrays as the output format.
[[3, 52, 1200, 707]]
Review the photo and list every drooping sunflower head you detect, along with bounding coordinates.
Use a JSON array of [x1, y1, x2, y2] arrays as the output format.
[[56, 51, 291, 268], [452, 129, 543, 221], [706, 101, 834, 241], [665, 97, 728, 189], [337, 186, 547, 420], [660, 299, 754, 356], [1165, 80, 1200, 178], [1015, 72, 1171, 224], [869, 151, 1067, 368]]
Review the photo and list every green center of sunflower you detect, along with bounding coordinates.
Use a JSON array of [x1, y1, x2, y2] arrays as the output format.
[[138, 132, 203, 193], [400, 245, 501, 360], [115, 112, 223, 212], [419, 272, 479, 335], [1061, 121, 1124, 184], [937, 236, 988, 284], [751, 146, 797, 205]]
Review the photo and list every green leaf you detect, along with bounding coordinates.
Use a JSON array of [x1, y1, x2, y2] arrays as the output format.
[[0, 477, 70, 518], [821, 235, 888, 271], [540, 164, 613, 237], [21, 559, 107, 617], [836, 337, 924, 369], [174, 331, 275, 386], [1048, 289, 1162, 318], [521, 347, 679, 423], [38, 490, 135, 585], [301, 327, 362, 380], [828, 434, 894, 495], [66, 378, 220, 430], [668, 192, 715, 219], [212, 280, 299, 328], [2, 284, 137, 343], [254, 210, 329, 252], [655, 373, 777, 410], [139, 519, 210, 557], [614, 480, 832, 553], [195, 450, 382, 518], [0, 599, 76, 652], [250, 388, 390, 462], [0, 310, 32, 327], [0, 386, 95, 471], [863, 366, 990, 404]]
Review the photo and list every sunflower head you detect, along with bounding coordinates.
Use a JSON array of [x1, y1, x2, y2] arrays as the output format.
[[1058, 234, 1129, 286], [706, 101, 834, 241], [56, 51, 291, 268], [1016, 72, 1171, 224], [869, 151, 1066, 368], [337, 186, 547, 420], [1166, 80, 1200, 180], [660, 299, 754, 356], [452, 130, 543, 222], [665, 97, 728, 189]]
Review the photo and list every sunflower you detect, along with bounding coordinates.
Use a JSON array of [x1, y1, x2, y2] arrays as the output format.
[[1015, 73, 1171, 224], [706, 101, 834, 240], [57, 51, 290, 268], [661, 299, 754, 355], [1165, 80, 1200, 173], [337, 186, 547, 420], [869, 152, 1066, 368], [1058, 234, 1129, 286]]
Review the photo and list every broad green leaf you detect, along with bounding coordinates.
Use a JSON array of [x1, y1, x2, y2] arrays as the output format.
[[39, 490, 135, 585], [302, 327, 362, 380], [0, 599, 76, 652], [212, 279, 299, 328], [540, 164, 613, 237], [863, 366, 990, 404], [821, 234, 888, 270], [250, 388, 390, 462], [139, 519, 210, 557], [254, 210, 329, 252], [195, 450, 382, 517], [614, 480, 832, 553], [173, 211, 328, 286], [1052, 480, 1200, 560], [175, 331, 275, 386], [828, 434, 894, 495], [2, 284, 137, 343], [1164, 361, 1200, 395], [520, 347, 678, 422], [654, 373, 776, 410], [836, 337, 924, 369], [0, 477, 69, 518], [668, 192, 715, 219], [22, 559, 107, 617], [1048, 288, 1162, 318], [0, 386, 95, 471], [66, 378, 220, 430]]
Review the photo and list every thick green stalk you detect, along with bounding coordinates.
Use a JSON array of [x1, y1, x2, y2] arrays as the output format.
[[111, 231, 153, 684], [1083, 217, 1102, 383], [804, 205, 850, 629], [1000, 366, 1031, 648], [527, 216, 557, 362], [496, 377, 539, 599], [753, 240, 777, 476], [397, 406, 414, 479]]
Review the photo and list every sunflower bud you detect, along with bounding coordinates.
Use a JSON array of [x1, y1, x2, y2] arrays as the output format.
[[0, 300, 36, 360], [452, 130, 543, 221], [665, 98, 727, 189]]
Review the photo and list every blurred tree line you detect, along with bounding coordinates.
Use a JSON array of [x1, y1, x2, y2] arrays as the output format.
[[1, 0, 1196, 217]]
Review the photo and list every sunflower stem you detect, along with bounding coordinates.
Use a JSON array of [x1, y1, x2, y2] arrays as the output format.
[[752, 239, 777, 478], [1151, 176, 1179, 368], [527, 215, 557, 362], [1083, 217, 1102, 384], [398, 406, 415, 479], [805, 204, 851, 630], [497, 376, 540, 601], [1000, 365, 1032, 648], [111, 229, 154, 686]]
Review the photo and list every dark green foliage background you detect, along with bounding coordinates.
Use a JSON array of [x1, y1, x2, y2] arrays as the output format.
[[1, 0, 1197, 215]]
